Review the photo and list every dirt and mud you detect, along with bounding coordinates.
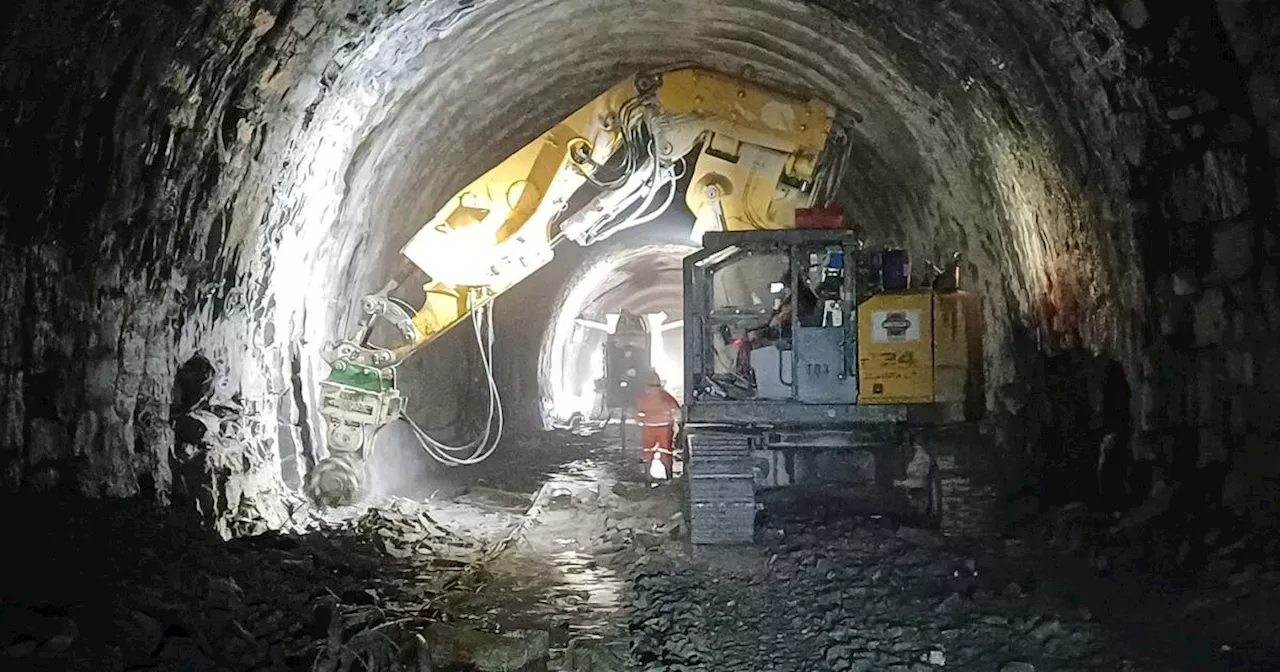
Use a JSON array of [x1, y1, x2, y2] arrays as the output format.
[[3, 428, 1278, 671]]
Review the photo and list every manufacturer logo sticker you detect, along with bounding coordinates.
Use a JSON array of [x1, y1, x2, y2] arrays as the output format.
[[871, 309, 922, 343], [881, 312, 912, 336]]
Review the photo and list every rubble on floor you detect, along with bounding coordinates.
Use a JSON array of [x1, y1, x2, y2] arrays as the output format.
[[1022, 492, 1280, 665], [9, 429, 1280, 672], [0, 494, 551, 672], [624, 498, 1162, 672], [425, 623, 551, 671]]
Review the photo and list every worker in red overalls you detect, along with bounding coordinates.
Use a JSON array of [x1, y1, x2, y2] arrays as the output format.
[[635, 370, 682, 483]]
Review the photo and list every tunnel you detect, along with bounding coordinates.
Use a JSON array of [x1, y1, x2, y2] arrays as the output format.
[[2, 0, 1279, 669]]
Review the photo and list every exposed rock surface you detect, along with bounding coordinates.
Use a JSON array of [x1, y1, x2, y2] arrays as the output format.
[[1018, 497, 1280, 660]]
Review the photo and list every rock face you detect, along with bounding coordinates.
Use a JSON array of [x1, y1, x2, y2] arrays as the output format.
[[0, 0, 1276, 549], [0, 0, 484, 532]]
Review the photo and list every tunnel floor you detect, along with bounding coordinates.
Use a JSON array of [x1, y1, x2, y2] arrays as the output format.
[[4, 430, 1280, 671]]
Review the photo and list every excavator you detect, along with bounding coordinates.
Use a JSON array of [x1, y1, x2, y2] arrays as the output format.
[[307, 67, 983, 544]]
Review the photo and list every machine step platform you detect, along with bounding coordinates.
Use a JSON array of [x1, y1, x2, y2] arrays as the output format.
[[686, 432, 756, 545]]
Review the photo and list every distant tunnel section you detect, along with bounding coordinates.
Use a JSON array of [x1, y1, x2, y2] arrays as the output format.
[[539, 242, 696, 426]]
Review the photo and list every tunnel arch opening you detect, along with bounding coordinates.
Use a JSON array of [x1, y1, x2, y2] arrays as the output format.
[[538, 241, 697, 427]]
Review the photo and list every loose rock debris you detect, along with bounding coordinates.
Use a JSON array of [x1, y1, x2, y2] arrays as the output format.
[[10, 435, 1280, 672], [1, 494, 546, 672], [624, 501, 1161, 672]]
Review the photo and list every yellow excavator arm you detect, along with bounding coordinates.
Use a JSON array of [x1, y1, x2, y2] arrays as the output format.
[[396, 68, 837, 358], [307, 68, 843, 507]]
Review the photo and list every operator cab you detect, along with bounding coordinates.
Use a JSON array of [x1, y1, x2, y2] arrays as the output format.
[[688, 230, 871, 406]]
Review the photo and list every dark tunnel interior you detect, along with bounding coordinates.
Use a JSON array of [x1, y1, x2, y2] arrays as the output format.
[[1, 0, 1279, 669]]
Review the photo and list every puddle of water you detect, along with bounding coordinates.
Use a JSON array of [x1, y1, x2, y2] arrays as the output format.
[[547, 549, 624, 635], [443, 454, 638, 645]]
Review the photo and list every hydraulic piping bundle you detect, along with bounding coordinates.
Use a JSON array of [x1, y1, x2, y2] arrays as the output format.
[[402, 305, 505, 466]]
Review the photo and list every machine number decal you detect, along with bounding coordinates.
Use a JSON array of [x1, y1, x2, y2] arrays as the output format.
[[805, 362, 831, 377], [871, 310, 921, 343], [869, 351, 919, 379], [878, 351, 915, 367]]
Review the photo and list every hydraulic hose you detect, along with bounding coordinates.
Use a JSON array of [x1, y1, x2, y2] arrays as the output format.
[[402, 304, 506, 466]]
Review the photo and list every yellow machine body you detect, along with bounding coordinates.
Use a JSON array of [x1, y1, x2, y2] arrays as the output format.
[[857, 290, 982, 406], [393, 67, 836, 362]]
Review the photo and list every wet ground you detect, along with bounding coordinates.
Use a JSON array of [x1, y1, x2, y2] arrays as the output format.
[[4, 427, 1279, 671], [428, 427, 1280, 672], [419, 430, 685, 666]]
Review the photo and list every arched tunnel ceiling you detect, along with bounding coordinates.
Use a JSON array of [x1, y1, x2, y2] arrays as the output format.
[[0, 0, 1276, 533]]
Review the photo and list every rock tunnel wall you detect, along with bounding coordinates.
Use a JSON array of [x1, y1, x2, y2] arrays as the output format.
[[0, 0, 1276, 535], [0, 0, 487, 534], [990, 1, 1280, 530]]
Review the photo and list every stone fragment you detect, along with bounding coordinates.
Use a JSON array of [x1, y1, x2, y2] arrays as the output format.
[[1167, 105, 1193, 121], [1172, 269, 1198, 297], [1193, 290, 1226, 346], [174, 411, 219, 445], [1118, 0, 1148, 28], [3, 640, 37, 657], [130, 610, 165, 651], [1165, 164, 1204, 222], [1165, 150, 1251, 223], [1209, 220, 1255, 283], [634, 531, 665, 548], [935, 593, 965, 614], [895, 526, 944, 548], [171, 354, 216, 416], [1216, 114, 1253, 143], [1202, 149, 1251, 220], [1, 607, 78, 645], [1227, 350, 1254, 386], [425, 623, 550, 671], [1001, 661, 1036, 672], [1202, 430, 1231, 469], [826, 643, 854, 664], [561, 638, 627, 672], [1217, 0, 1261, 65], [1248, 70, 1279, 123], [1029, 618, 1062, 641], [1261, 265, 1280, 330], [1196, 91, 1220, 114], [157, 636, 216, 670], [25, 419, 68, 467], [1119, 113, 1146, 165]]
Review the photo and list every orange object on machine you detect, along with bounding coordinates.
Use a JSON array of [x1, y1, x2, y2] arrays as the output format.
[[794, 206, 846, 229]]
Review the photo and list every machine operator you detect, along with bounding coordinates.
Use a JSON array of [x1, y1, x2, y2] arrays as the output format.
[[748, 267, 820, 347]]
